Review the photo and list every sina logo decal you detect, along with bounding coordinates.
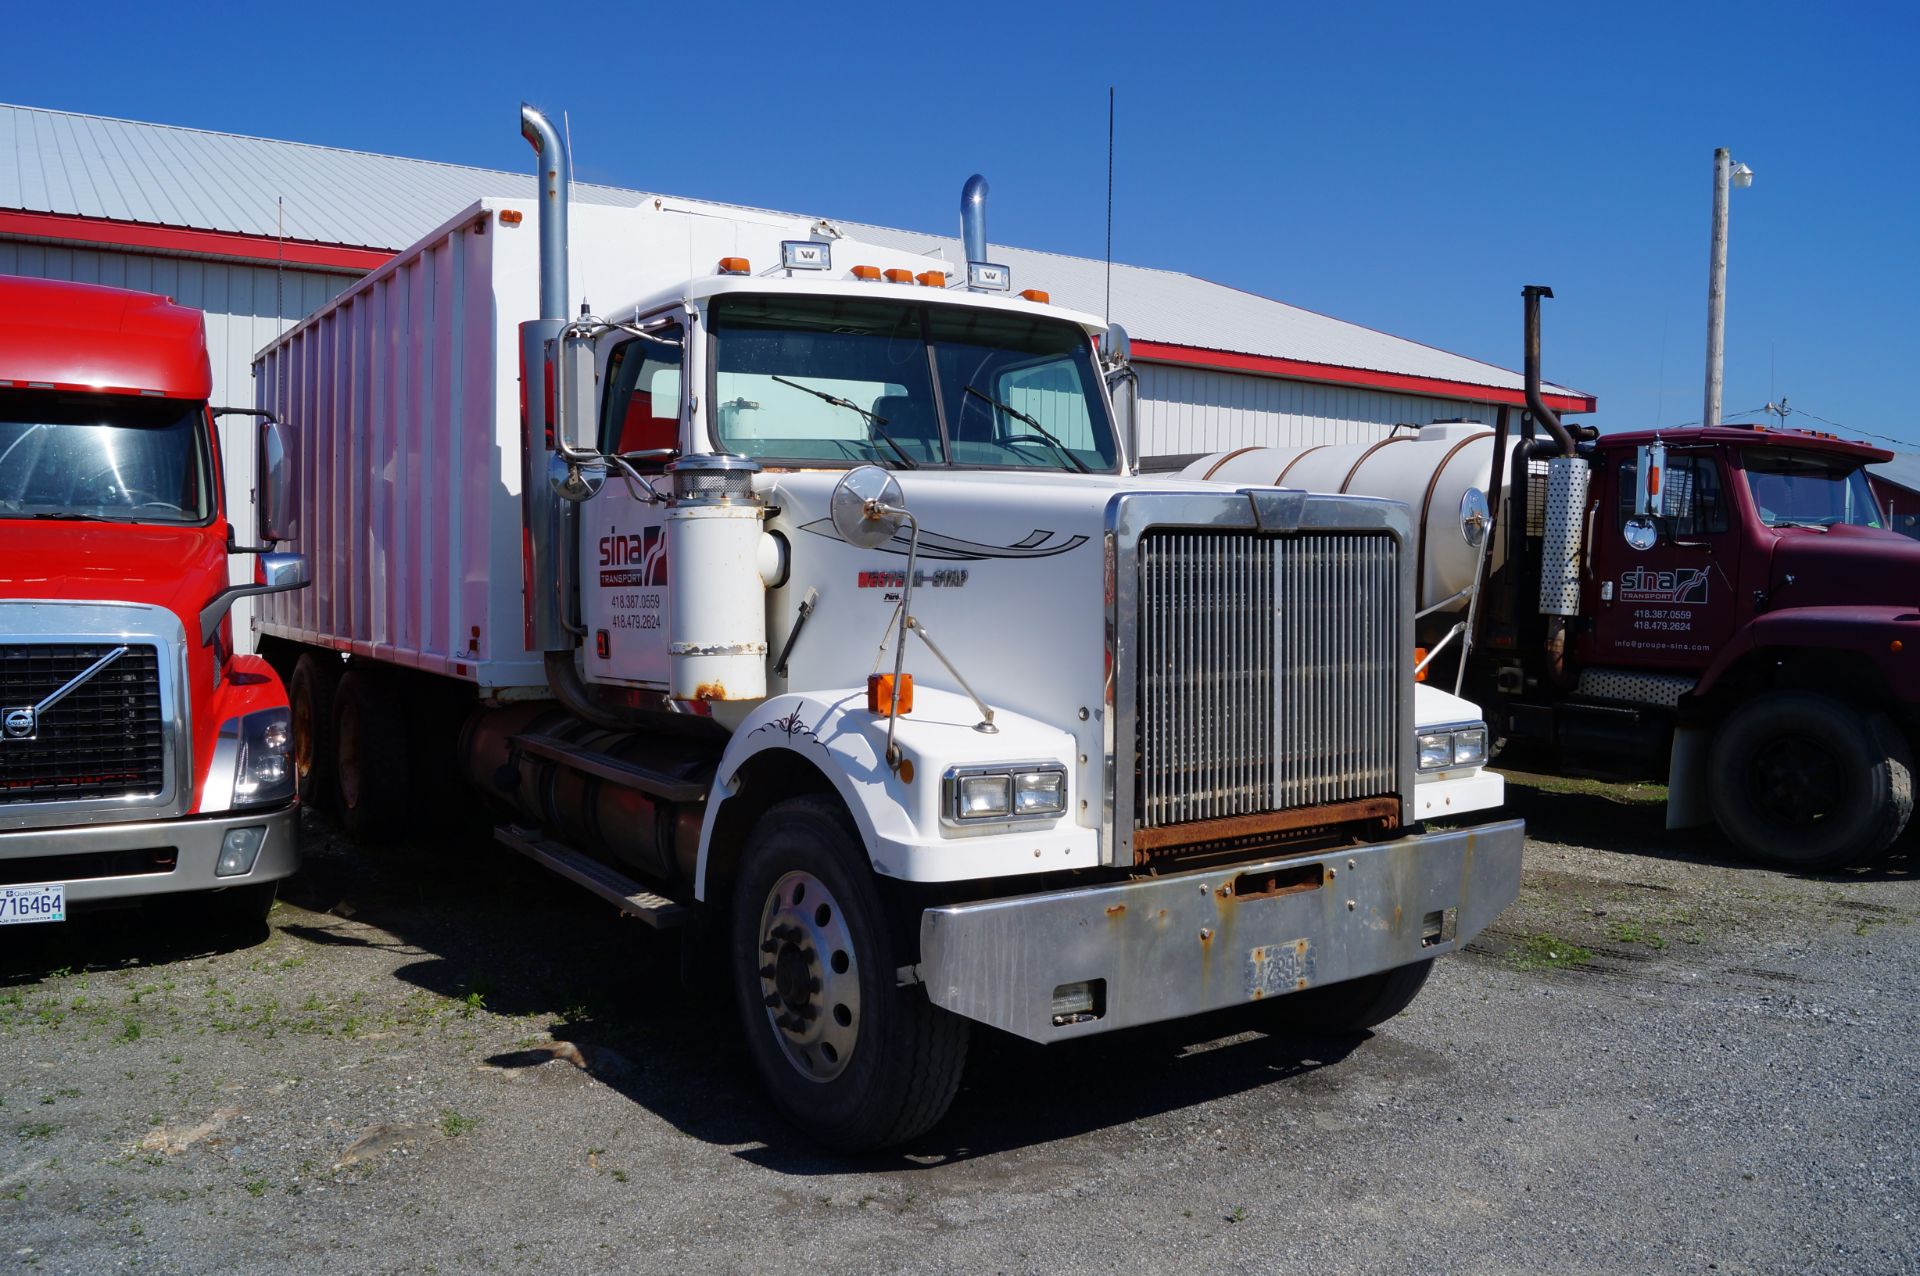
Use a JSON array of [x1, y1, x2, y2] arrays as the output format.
[[1618, 566, 1710, 605], [599, 525, 668, 588]]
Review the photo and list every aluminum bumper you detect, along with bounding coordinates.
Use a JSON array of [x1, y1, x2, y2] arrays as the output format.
[[0, 805, 299, 905], [918, 819, 1523, 1042]]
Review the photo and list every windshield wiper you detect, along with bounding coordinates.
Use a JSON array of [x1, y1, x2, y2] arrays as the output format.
[[1770, 519, 1831, 532], [29, 511, 111, 522], [771, 375, 917, 469], [963, 385, 1090, 473]]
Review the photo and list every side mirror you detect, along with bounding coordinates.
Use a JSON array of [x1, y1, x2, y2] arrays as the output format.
[[558, 330, 601, 458], [258, 419, 295, 543], [199, 551, 311, 646], [829, 465, 908, 548]]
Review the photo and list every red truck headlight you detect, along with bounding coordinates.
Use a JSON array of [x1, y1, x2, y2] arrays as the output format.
[[231, 708, 295, 808]]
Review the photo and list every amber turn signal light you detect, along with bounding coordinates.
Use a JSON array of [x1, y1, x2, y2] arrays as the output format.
[[497, 209, 524, 226], [1020, 289, 1050, 303], [717, 256, 751, 275], [1413, 647, 1429, 683], [883, 268, 915, 284], [868, 672, 913, 716], [851, 264, 882, 281], [915, 270, 947, 288]]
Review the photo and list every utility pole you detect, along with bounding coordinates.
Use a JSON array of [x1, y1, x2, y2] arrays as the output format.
[[1703, 147, 1752, 428]]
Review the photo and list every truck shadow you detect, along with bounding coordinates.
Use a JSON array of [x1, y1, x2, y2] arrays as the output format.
[[1490, 759, 1916, 883], [0, 900, 274, 986], [281, 819, 1375, 1168]]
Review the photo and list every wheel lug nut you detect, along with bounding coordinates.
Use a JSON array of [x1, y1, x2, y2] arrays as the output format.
[[806, 977, 821, 993], [759, 964, 777, 979], [763, 994, 780, 1008], [760, 939, 779, 954]]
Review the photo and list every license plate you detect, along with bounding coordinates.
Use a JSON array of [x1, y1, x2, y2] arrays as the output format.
[[0, 883, 66, 925]]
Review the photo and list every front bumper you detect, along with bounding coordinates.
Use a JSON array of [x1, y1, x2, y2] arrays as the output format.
[[0, 805, 299, 905], [918, 818, 1524, 1042]]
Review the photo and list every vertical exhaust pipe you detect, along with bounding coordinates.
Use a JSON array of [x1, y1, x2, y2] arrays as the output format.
[[1522, 285, 1575, 458], [520, 104, 571, 322], [518, 104, 574, 654], [960, 175, 989, 288]]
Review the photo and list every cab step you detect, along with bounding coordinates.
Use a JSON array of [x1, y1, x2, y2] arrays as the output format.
[[510, 732, 710, 803], [494, 825, 688, 929]]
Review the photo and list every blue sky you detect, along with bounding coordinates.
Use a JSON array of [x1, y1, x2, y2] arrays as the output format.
[[11, 1, 1918, 445]]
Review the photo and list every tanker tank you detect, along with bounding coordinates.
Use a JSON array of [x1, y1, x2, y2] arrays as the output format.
[[1183, 421, 1500, 614]]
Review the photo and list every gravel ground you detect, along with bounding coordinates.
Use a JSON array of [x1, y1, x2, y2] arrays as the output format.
[[3, 767, 1915, 1276]]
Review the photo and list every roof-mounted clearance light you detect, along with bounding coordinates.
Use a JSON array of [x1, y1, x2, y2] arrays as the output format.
[[717, 257, 751, 275], [780, 240, 831, 270], [498, 209, 524, 226], [1019, 289, 1050, 304], [967, 262, 1011, 292], [883, 268, 915, 284], [916, 271, 947, 288], [851, 265, 882, 281]]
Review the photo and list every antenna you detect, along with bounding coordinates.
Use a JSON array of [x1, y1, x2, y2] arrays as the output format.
[[1104, 86, 1115, 327], [275, 196, 286, 340]]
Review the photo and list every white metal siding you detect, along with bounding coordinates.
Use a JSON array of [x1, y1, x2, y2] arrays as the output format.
[[1137, 361, 1509, 457], [0, 240, 352, 646]]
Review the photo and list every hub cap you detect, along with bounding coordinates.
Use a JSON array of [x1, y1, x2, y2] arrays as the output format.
[[756, 870, 860, 1083]]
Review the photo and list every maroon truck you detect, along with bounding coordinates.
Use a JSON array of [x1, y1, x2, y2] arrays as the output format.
[[1476, 414, 1917, 871]]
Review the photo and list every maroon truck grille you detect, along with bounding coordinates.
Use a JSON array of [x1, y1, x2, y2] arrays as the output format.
[[0, 644, 166, 804]]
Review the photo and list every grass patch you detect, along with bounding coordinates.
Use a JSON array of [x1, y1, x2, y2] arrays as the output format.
[[1495, 767, 1667, 804], [439, 1110, 478, 1138], [1606, 920, 1668, 950], [1511, 933, 1594, 971]]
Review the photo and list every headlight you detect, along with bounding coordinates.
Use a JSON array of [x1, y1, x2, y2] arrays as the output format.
[[1417, 722, 1490, 773], [945, 763, 1068, 824], [232, 708, 295, 808]]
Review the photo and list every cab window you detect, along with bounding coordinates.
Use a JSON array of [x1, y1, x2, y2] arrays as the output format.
[[600, 325, 683, 463], [1616, 451, 1728, 536]]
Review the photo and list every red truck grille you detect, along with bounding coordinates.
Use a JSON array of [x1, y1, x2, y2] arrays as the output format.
[[0, 644, 167, 805]]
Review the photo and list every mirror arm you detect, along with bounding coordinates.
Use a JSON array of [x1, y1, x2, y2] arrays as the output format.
[[881, 504, 918, 770]]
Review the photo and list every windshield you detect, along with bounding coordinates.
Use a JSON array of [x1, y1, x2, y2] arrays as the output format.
[[710, 294, 1117, 471], [1741, 448, 1882, 529], [0, 389, 213, 524]]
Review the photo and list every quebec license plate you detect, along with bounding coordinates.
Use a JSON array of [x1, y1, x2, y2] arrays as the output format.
[[0, 883, 66, 925]]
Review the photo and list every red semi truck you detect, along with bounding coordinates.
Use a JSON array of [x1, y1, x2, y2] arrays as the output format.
[[0, 275, 310, 928]]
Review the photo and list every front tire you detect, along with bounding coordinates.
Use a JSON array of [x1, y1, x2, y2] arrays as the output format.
[[730, 795, 968, 1151], [1707, 692, 1914, 871]]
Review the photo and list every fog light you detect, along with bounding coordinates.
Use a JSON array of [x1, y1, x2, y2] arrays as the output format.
[[1012, 770, 1066, 815], [1050, 979, 1104, 1025], [958, 774, 1012, 819], [1453, 727, 1489, 767], [1418, 732, 1454, 770], [216, 826, 266, 877]]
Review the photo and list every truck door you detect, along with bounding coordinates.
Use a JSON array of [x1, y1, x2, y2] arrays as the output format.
[[581, 320, 682, 688], [1586, 449, 1740, 671]]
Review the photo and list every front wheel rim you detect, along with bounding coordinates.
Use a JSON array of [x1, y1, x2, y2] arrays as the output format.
[[756, 870, 861, 1083]]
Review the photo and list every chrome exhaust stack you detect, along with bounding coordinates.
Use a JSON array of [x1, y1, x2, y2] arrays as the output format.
[[518, 103, 574, 653], [960, 174, 993, 291]]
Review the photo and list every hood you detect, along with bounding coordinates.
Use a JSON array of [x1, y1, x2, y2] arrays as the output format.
[[1768, 523, 1920, 610], [0, 520, 230, 633]]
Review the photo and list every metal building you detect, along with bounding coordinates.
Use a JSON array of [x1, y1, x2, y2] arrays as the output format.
[[0, 101, 1594, 543]]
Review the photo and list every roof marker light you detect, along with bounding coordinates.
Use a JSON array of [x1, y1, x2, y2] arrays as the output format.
[[915, 271, 947, 288], [851, 265, 882, 281], [498, 209, 524, 226], [883, 268, 915, 284], [717, 257, 751, 275], [1019, 289, 1050, 304]]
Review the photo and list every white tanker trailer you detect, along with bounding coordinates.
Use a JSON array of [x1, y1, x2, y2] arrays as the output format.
[[252, 104, 1524, 1150]]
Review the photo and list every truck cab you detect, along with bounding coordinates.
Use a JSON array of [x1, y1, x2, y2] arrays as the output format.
[[0, 276, 310, 928]]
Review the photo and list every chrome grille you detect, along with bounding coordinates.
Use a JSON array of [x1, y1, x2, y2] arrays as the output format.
[[1137, 530, 1399, 829], [0, 644, 166, 804]]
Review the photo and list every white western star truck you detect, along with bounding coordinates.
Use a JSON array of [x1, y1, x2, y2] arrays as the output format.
[[252, 105, 1524, 1150]]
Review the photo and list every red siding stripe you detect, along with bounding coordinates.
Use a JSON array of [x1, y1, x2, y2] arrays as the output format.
[[1131, 339, 1596, 414], [0, 209, 394, 272]]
